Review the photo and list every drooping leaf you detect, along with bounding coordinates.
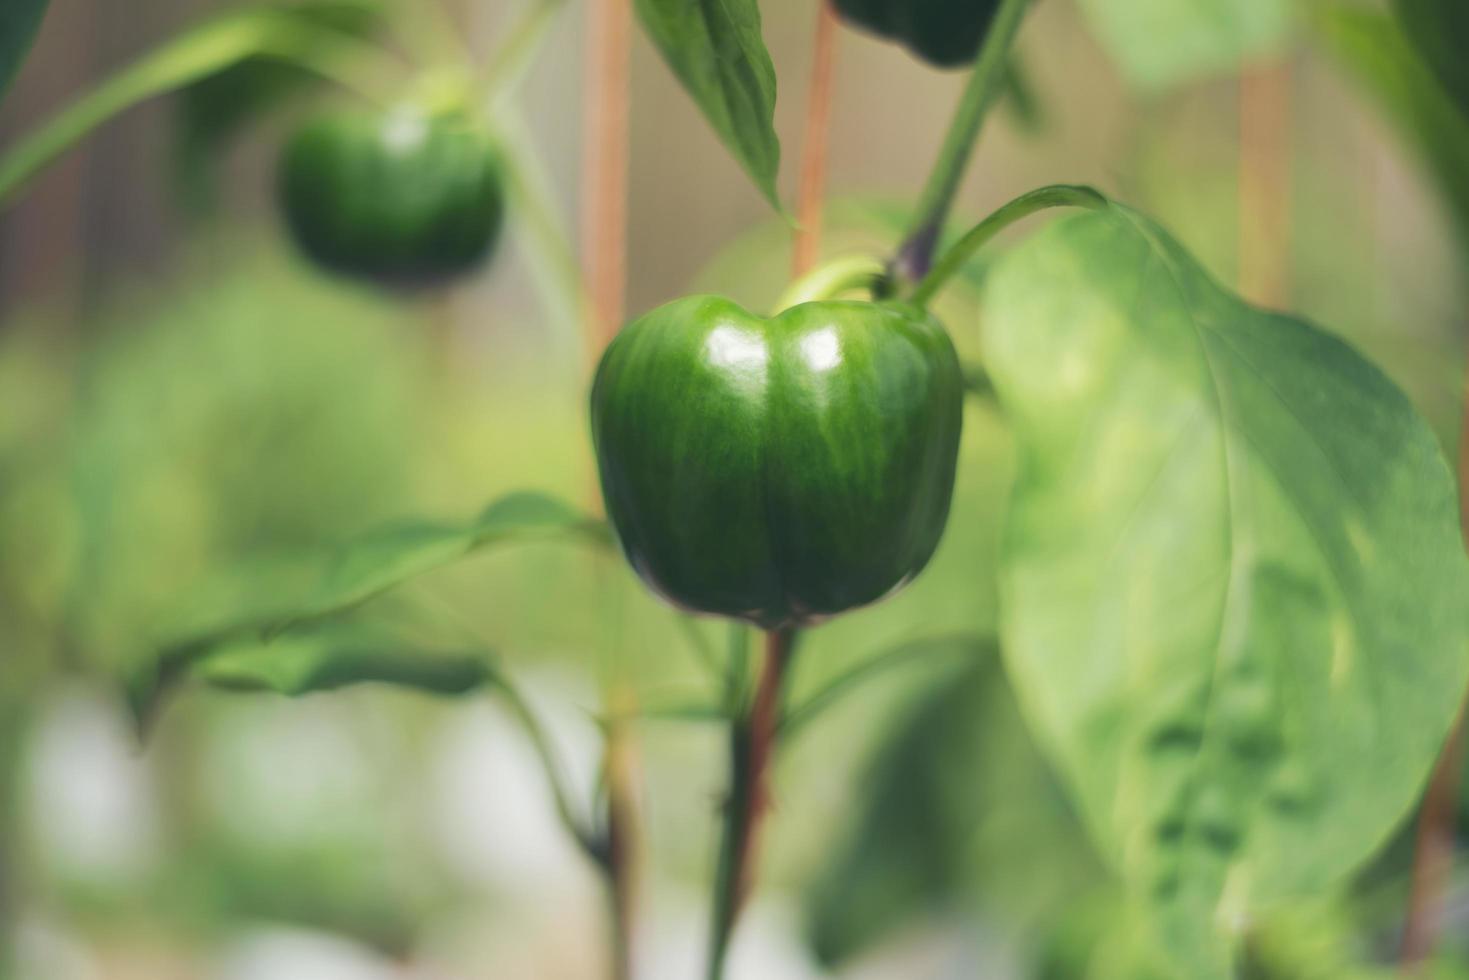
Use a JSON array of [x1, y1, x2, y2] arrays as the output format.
[[174, 0, 386, 211], [982, 203, 1469, 975], [0, 0, 47, 107], [1316, 8, 1469, 249], [804, 641, 1106, 967], [632, 0, 783, 211], [128, 491, 608, 730], [288, 491, 610, 629], [1392, 0, 1469, 122], [805, 655, 999, 967], [191, 624, 493, 697], [1077, 0, 1294, 91]]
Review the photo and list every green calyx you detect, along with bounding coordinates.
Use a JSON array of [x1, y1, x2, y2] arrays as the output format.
[[277, 103, 505, 286], [834, 0, 1002, 68], [591, 295, 964, 630]]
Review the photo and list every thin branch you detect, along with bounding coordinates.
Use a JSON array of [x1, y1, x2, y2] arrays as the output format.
[[581, 4, 639, 977], [706, 628, 797, 980], [792, 1, 840, 279], [581, 0, 633, 356], [1238, 60, 1293, 309], [892, 0, 1031, 284]]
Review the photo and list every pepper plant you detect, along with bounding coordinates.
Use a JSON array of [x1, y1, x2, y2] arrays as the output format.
[[2, 1, 1469, 979]]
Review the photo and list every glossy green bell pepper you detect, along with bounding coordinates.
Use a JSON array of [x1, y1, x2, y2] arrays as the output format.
[[591, 295, 963, 630], [834, 0, 1002, 68], [277, 105, 504, 285]]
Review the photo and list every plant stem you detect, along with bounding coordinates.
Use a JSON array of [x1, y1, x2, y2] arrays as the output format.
[[580, 0, 633, 356], [495, 108, 591, 349], [1401, 707, 1467, 967], [909, 183, 1107, 308], [0, 14, 402, 211], [773, 255, 886, 312], [1237, 60, 1293, 308], [1398, 344, 1469, 968], [792, 1, 840, 279], [581, 5, 639, 975], [892, 0, 1031, 284], [397, 0, 472, 74], [601, 686, 640, 980], [483, 0, 570, 104], [706, 628, 797, 980], [488, 667, 603, 863]]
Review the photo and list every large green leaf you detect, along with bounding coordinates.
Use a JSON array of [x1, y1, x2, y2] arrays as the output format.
[[633, 0, 782, 211], [982, 203, 1469, 975], [1316, 9, 1469, 249], [1393, 0, 1469, 122], [1077, 0, 1293, 91], [0, 0, 47, 106]]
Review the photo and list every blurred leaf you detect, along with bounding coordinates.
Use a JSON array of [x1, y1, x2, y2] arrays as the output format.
[[631, 697, 727, 725], [1393, 0, 1469, 122], [286, 491, 611, 629], [632, 0, 783, 212], [805, 638, 1106, 968], [1077, 0, 1293, 91], [1002, 55, 1045, 135], [805, 654, 999, 967], [191, 623, 492, 697], [1242, 901, 1401, 980], [1316, 8, 1469, 248], [174, 0, 387, 212], [0, 5, 389, 209], [0, 0, 47, 107], [983, 204, 1469, 975], [782, 632, 994, 739], [129, 490, 608, 731]]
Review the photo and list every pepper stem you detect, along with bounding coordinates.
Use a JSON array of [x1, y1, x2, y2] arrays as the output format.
[[891, 0, 1033, 284], [773, 255, 888, 313], [705, 627, 798, 980], [909, 184, 1108, 309]]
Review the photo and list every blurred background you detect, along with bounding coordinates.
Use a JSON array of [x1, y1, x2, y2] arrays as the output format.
[[0, 0, 1465, 977]]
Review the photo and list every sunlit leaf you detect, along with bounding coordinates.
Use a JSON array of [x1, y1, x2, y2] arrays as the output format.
[[1393, 0, 1469, 122], [983, 203, 1469, 975], [1077, 0, 1294, 91], [632, 0, 783, 211], [0, 0, 47, 106]]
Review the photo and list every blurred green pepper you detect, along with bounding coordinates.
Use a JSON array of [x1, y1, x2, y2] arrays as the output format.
[[834, 0, 1003, 68], [591, 295, 963, 630], [277, 105, 504, 285]]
